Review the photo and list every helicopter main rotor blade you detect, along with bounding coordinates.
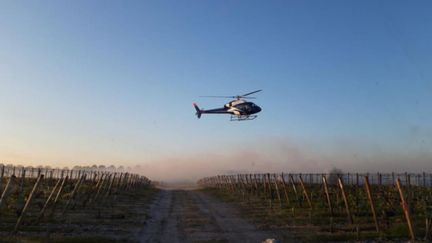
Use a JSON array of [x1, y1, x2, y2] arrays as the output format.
[[199, 96, 235, 98], [199, 96, 257, 99], [199, 90, 261, 99], [240, 89, 262, 97]]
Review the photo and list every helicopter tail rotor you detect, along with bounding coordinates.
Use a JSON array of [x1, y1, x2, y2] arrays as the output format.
[[193, 103, 202, 119]]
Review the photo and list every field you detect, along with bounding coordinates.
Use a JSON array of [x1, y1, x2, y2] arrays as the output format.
[[198, 173, 432, 242], [0, 165, 156, 242], [3, 166, 432, 242]]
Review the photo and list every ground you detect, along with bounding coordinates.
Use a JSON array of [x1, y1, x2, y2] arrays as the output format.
[[140, 189, 291, 243], [1, 185, 294, 243]]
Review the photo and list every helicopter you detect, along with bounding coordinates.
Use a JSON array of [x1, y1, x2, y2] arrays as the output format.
[[193, 90, 262, 121]]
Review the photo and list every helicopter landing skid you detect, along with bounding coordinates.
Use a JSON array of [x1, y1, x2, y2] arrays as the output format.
[[230, 115, 257, 121]]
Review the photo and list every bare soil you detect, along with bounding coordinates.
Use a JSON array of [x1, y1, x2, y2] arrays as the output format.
[[140, 190, 291, 243]]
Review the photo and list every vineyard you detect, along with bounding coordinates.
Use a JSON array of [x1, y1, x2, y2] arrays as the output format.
[[198, 172, 432, 241], [3, 165, 432, 242], [0, 164, 153, 241]]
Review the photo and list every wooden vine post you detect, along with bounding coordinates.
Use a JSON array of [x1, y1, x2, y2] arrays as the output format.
[[20, 168, 26, 192], [62, 175, 85, 215], [267, 173, 273, 208], [238, 175, 245, 200], [92, 174, 107, 204], [229, 175, 235, 193], [273, 174, 282, 208], [364, 176, 379, 233], [280, 173, 290, 205], [49, 176, 69, 217], [0, 165, 4, 189], [396, 178, 415, 241], [252, 174, 257, 197], [289, 174, 299, 204], [38, 178, 62, 220], [244, 174, 251, 200], [338, 177, 353, 225], [105, 173, 117, 197], [322, 175, 333, 216], [0, 175, 17, 209], [299, 175, 312, 209], [13, 174, 44, 234], [262, 174, 267, 201]]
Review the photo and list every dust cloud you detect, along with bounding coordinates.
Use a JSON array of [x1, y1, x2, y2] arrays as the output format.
[[135, 138, 432, 182]]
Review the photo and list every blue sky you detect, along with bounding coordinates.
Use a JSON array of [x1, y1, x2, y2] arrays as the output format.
[[1, 1, 431, 178]]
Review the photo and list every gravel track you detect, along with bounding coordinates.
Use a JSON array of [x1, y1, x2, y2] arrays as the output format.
[[140, 190, 282, 243]]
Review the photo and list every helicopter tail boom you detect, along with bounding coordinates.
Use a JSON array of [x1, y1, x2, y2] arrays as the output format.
[[193, 103, 202, 119]]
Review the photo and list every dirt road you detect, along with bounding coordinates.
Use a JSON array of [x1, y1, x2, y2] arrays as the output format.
[[140, 190, 281, 243]]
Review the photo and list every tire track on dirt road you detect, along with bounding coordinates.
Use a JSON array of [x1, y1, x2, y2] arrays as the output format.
[[140, 190, 180, 243], [140, 189, 286, 243]]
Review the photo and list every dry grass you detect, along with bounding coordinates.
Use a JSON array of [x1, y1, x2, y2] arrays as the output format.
[[203, 186, 431, 242]]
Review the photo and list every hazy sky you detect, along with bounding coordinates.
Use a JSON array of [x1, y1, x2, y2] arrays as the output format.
[[1, 1, 431, 180]]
